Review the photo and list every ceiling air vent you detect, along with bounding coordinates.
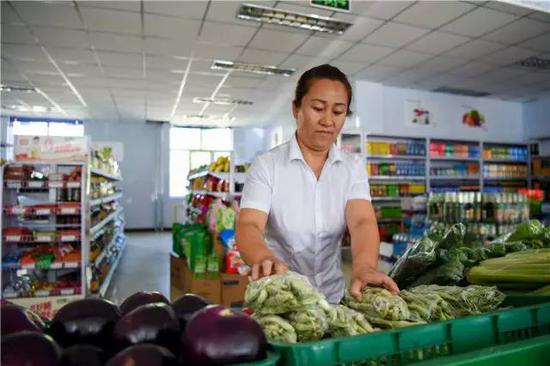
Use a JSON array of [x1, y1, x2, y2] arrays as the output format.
[[212, 60, 295, 77], [237, 3, 353, 34], [432, 87, 491, 97], [516, 56, 550, 71]]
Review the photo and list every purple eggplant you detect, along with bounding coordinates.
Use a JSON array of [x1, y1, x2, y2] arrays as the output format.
[[106, 344, 178, 366], [119, 291, 169, 315], [1, 331, 62, 366]]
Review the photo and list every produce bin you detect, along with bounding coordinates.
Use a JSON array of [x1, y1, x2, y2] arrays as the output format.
[[411, 334, 550, 366], [233, 351, 280, 366], [270, 301, 550, 366], [502, 294, 550, 307]]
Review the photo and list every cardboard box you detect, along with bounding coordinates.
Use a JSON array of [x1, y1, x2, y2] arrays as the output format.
[[170, 253, 221, 304], [221, 272, 248, 308]]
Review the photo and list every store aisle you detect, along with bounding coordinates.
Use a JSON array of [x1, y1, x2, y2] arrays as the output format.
[[106, 231, 171, 305]]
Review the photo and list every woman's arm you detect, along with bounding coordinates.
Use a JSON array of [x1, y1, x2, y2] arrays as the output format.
[[236, 208, 288, 280], [346, 199, 399, 300]]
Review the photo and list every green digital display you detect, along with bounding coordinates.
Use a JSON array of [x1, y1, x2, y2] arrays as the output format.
[[310, 0, 350, 12]]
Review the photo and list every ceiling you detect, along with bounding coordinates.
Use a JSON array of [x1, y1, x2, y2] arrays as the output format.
[[1, 0, 550, 127]]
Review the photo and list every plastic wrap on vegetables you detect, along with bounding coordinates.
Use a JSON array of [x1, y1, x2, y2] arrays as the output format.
[[329, 305, 374, 337], [287, 306, 329, 342], [408, 285, 505, 316], [388, 235, 439, 289], [245, 272, 323, 315], [253, 314, 297, 343], [343, 287, 410, 321], [399, 291, 454, 322]]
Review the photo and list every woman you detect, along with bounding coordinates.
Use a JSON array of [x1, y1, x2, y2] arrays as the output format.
[[236, 64, 398, 303]]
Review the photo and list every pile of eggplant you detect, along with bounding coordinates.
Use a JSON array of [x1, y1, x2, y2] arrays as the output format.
[[1, 292, 267, 366]]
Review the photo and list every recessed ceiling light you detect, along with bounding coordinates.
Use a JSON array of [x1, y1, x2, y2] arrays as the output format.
[[182, 114, 236, 122], [211, 60, 295, 77], [0, 85, 37, 93], [237, 3, 353, 34], [193, 97, 253, 105]]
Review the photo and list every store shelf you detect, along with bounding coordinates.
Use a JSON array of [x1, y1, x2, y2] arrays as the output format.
[[430, 156, 480, 162], [90, 192, 123, 207], [369, 176, 425, 181], [371, 197, 402, 201], [99, 238, 126, 297], [429, 176, 480, 180], [3, 289, 82, 300], [92, 230, 122, 267], [367, 154, 425, 160], [3, 261, 81, 271], [4, 180, 81, 189], [484, 176, 528, 180], [190, 190, 236, 198], [91, 167, 122, 181], [90, 208, 123, 235], [484, 158, 528, 163], [188, 171, 247, 182], [533, 175, 550, 180]]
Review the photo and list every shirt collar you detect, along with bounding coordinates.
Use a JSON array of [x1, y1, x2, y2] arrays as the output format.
[[288, 133, 344, 165]]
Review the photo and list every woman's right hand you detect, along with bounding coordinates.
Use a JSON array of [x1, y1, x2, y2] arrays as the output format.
[[251, 256, 288, 280]]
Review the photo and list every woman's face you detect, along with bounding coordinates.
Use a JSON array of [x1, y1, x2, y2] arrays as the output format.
[[293, 78, 348, 152]]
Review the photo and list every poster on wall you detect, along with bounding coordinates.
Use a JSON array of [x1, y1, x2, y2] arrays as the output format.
[[462, 106, 486, 129], [14, 136, 89, 162], [405, 99, 433, 126]]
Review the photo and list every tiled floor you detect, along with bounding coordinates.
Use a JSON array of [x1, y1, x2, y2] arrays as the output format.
[[106, 231, 172, 305]]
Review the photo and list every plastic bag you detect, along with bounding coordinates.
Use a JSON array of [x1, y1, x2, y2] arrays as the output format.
[[245, 271, 324, 315], [287, 306, 329, 342], [253, 314, 297, 343], [343, 287, 410, 321], [329, 305, 374, 337], [388, 235, 439, 288]]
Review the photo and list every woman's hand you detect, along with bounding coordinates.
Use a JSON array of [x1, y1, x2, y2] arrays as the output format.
[[350, 264, 399, 301], [251, 256, 288, 280]]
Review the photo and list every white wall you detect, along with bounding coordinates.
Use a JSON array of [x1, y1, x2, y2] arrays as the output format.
[[523, 96, 550, 139], [355, 81, 525, 142], [233, 127, 268, 164]]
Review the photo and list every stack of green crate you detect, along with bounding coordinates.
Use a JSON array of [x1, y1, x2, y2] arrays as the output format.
[[270, 300, 550, 365]]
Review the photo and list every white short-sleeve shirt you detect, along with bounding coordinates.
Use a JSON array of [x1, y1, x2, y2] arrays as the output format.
[[240, 135, 371, 303]]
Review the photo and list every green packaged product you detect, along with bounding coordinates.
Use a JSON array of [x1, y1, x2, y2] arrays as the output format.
[[343, 287, 410, 321], [193, 255, 207, 278], [287, 306, 329, 342], [253, 314, 297, 343], [329, 305, 375, 337], [206, 251, 219, 278], [245, 271, 324, 315]]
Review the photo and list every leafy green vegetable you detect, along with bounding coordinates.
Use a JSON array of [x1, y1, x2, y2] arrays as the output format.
[[508, 220, 545, 242], [245, 272, 323, 315], [253, 314, 297, 343], [343, 287, 410, 321], [329, 305, 374, 337], [287, 306, 329, 342]]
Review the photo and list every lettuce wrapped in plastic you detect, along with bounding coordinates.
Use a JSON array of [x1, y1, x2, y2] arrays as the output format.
[[343, 287, 410, 321], [400, 290, 454, 322], [329, 305, 374, 337], [245, 271, 323, 314], [408, 284, 505, 316], [287, 306, 329, 342], [253, 314, 297, 343]]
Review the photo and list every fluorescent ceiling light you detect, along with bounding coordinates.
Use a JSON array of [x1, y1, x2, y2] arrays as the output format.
[[237, 3, 353, 34], [212, 60, 295, 77], [0, 85, 37, 93], [193, 97, 253, 106], [516, 56, 550, 71], [182, 114, 237, 122], [3, 104, 58, 113]]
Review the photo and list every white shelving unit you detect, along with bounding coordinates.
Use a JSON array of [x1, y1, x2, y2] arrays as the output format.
[[1, 162, 88, 315], [88, 159, 125, 297]]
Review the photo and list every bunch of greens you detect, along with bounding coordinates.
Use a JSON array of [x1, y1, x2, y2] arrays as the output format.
[[253, 314, 297, 343], [287, 306, 330, 342], [245, 271, 324, 315], [389, 220, 550, 289], [329, 305, 375, 337]]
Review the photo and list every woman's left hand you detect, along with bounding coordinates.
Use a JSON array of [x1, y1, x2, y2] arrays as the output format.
[[350, 264, 400, 301]]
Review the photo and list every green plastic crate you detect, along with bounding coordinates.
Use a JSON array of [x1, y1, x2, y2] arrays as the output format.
[[503, 294, 550, 307], [232, 351, 280, 366], [412, 334, 550, 366], [271, 301, 550, 366]]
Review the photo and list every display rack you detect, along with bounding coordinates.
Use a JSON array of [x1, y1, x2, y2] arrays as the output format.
[[87, 153, 125, 297], [1, 162, 87, 311]]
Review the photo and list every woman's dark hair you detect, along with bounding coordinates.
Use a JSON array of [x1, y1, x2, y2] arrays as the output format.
[[293, 64, 353, 116]]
